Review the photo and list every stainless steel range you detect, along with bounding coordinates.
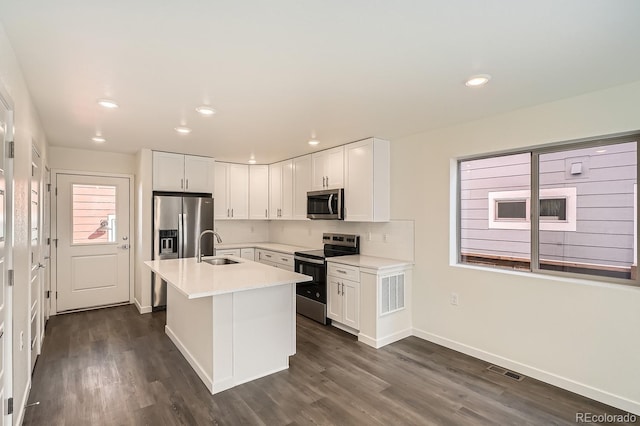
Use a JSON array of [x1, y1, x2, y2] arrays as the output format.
[[294, 233, 360, 324]]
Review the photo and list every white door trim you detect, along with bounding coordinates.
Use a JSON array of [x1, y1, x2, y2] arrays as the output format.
[[51, 169, 135, 315]]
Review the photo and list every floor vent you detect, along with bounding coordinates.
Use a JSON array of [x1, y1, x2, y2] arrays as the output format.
[[487, 365, 525, 381]]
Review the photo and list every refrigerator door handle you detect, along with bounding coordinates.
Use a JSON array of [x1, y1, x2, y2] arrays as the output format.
[[177, 213, 184, 258]]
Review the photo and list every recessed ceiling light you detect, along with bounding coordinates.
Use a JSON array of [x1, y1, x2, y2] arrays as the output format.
[[174, 126, 192, 135], [465, 74, 491, 87], [248, 159, 257, 164], [91, 136, 106, 143], [308, 139, 320, 146], [196, 106, 216, 116], [97, 99, 119, 109], [595, 149, 607, 153]]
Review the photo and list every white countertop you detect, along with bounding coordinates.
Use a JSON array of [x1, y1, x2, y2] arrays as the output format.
[[326, 255, 413, 270], [145, 256, 312, 299], [215, 242, 316, 255]]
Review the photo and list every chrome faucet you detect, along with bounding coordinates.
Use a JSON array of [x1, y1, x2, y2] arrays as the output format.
[[197, 230, 223, 263]]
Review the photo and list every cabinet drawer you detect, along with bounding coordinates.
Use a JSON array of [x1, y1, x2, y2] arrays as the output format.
[[257, 250, 293, 268], [327, 263, 359, 281], [277, 254, 293, 267], [215, 249, 241, 257]]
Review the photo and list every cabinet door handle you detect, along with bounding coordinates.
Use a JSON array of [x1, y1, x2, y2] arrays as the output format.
[[337, 283, 340, 294], [341, 282, 344, 296], [265, 209, 268, 218], [336, 269, 347, 274], [186, 179, 189, 190], [281, 257, 288, 262], [326, 176, 329, 187], [265, 254, 272, 258], [181, 178, 184, 189], [227, 208, 230, 217], [231, 208, 234, 217]]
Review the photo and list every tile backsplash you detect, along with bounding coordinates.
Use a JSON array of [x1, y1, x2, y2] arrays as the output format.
[[268, 220, 415, 261], [214, 219, 414, 261]]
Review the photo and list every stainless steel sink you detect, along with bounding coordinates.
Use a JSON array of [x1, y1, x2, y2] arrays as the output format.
[[203, 257, 239, 266]]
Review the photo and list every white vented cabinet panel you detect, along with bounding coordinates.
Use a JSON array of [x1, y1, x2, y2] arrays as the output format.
[[380, 273, 405, 315]]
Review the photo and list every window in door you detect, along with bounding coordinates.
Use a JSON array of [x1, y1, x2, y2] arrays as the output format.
[[72, 184, 117, 244]]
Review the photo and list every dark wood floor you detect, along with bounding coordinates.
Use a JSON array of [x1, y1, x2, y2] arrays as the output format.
[[23, 305, 634, 425]]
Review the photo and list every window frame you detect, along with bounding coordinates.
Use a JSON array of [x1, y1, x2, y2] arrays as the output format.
[[457, 131, 640, 287]]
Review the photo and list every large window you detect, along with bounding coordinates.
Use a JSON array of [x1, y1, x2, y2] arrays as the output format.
[[458, 134, 638, 283]]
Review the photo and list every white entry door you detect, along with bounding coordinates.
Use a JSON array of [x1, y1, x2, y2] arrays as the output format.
[[55, 173, 131, 312]]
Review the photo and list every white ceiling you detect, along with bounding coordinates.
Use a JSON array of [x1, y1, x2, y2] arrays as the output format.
[[1, 1, 640, 164]]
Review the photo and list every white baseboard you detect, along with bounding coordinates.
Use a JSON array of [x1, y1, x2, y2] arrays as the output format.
[[15, 377, 31, 426], [412, 328, 640, 416], [134, 298, 152, 314], [165, 325, 214, 393], [359, 327, 413, 349]]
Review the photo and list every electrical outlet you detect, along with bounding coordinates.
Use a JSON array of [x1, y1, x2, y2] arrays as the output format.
[[20, 331, 24, 350], [450, 293, 459, 306], [367, 232, 372, 241]]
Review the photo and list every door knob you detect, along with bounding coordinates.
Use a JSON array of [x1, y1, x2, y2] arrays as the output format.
[[118, 244, 130, 249]]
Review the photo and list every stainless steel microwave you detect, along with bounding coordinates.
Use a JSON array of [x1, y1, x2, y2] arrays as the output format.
[[307, 188, 344, 220]]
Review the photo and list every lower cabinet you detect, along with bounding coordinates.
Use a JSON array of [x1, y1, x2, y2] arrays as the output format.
[[256, 249, 294, 271], [327, 260, 413, 348], [240, 248, 255, 260], [327, 276, 360, 330]]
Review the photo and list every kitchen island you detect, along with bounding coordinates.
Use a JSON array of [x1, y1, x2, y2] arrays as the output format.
[[145, 256, 311, 394]]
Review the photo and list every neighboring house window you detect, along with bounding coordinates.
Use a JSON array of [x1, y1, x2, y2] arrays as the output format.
[[458, 135, 638, 283], [488, 187, 577, 231]]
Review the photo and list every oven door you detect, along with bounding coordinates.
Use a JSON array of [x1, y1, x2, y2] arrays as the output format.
[[294, 257, 327, 303]]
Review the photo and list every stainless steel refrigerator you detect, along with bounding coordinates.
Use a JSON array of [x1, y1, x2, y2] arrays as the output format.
[[152, 194, 214, 310]]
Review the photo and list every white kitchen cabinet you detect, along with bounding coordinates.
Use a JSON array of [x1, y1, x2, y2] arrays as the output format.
[[344, 138, 390, 222], [311, 146, 344, 190], [359, 264, 413, 349], [269, 160, 293, 220], [327, 275, 360, 330], [153, 151, 215, 193], [214, 162, 249, 220], [256, 249, 294, 271], [240, 248, 255, 260], [249, 165, 269, 220], [293, 155, 312, 220], [215, 248, 241, 257]]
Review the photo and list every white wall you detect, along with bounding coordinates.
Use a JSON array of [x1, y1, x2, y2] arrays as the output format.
[[0, 23, 48, 425], [392, 80, 640, 414], [49, 146, 135, 174]]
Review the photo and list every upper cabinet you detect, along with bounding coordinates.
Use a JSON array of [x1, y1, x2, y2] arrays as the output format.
[[214, 162, 249, 220], [344, 138, 390, 222], [269, 160, 293, 220], [293, 155, 312, 220], [311, 146, 344, 190], [152, 151, 215, 193], [249, 165, 269, 220]]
